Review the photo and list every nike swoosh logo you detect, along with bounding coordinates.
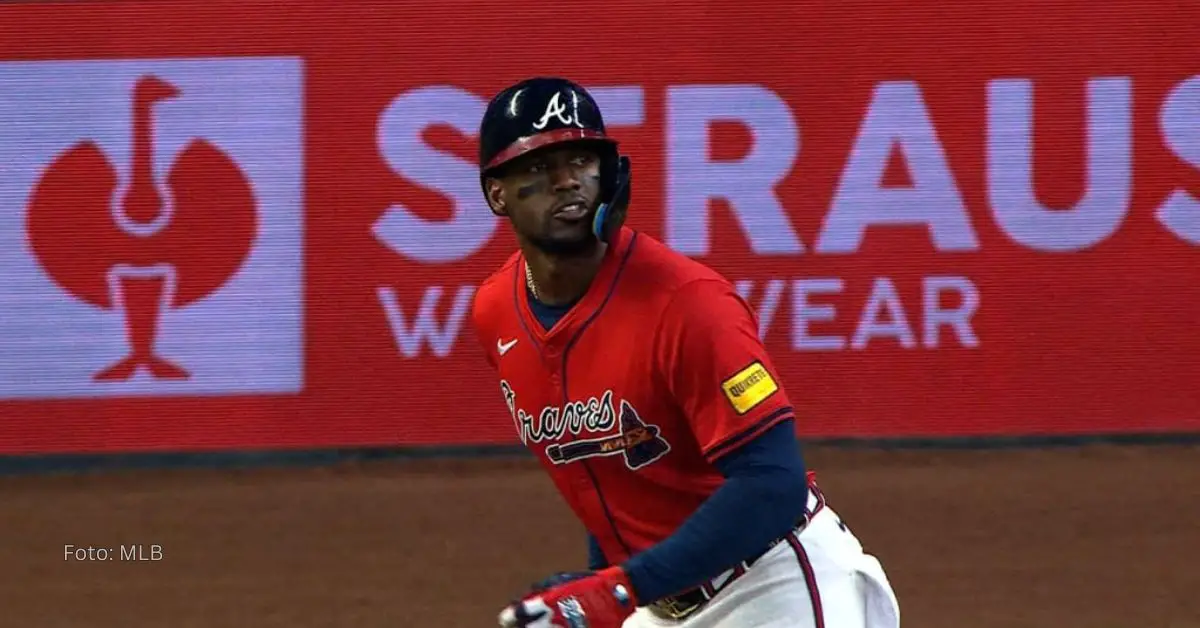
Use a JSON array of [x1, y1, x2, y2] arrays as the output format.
[[497, 338, 519, 356]]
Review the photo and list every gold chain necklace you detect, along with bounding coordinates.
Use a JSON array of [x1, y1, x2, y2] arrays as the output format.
[[524, 261, 540, 301]]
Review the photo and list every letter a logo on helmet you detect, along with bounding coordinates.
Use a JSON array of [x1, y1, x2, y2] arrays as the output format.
[[531, 91, 585, 131], [478, 77, 631, 243]]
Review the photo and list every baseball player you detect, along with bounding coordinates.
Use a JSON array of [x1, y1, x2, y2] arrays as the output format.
[[470, 77, 900, 628]]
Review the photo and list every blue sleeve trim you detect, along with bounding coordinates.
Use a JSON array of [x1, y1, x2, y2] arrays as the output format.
[[703, 406, 793, 462]]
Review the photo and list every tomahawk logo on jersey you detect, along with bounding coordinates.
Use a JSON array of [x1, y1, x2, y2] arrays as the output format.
[[472, 227, 794, 561]]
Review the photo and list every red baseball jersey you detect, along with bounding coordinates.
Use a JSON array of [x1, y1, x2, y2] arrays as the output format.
[[471, 227, 794, 564]]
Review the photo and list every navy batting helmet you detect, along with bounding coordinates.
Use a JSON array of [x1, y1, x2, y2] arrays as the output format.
[[478, 77, 630, 244]]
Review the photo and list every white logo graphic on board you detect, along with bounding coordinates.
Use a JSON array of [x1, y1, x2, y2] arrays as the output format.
[[0, 57, 304, 399]]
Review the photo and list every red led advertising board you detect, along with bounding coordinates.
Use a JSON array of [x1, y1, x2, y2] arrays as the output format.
[[0, 0, 1197, 454]]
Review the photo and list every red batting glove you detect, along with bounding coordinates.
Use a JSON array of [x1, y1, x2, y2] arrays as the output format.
[[498, 566, 638, 628]]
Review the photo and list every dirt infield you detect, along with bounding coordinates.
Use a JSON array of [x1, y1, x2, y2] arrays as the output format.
[[1, 443, 1198, 628]]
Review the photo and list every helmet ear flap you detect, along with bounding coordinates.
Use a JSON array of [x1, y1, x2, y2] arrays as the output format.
[[593, 154, 630, 244]]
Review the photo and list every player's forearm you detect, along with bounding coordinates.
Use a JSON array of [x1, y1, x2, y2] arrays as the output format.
[[621, 420, 809, 603], [623, 466, 808, 602]]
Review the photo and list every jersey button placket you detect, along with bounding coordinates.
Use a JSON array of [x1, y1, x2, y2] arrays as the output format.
[[544, 347, 562, 388], [543, 343, 586, 489]]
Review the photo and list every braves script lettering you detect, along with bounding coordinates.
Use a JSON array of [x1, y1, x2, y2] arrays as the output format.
[[498, 380, 672, 469], [500, 380, 616, 445]]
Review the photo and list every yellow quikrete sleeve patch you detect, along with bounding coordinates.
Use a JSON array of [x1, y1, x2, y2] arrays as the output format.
[[720, 361, 779, 415]]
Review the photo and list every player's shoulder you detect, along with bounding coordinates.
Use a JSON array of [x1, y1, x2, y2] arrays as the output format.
[[472, 251, 520, 324], [626, 230, 733, 294], [622, 231, 753, 324]]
